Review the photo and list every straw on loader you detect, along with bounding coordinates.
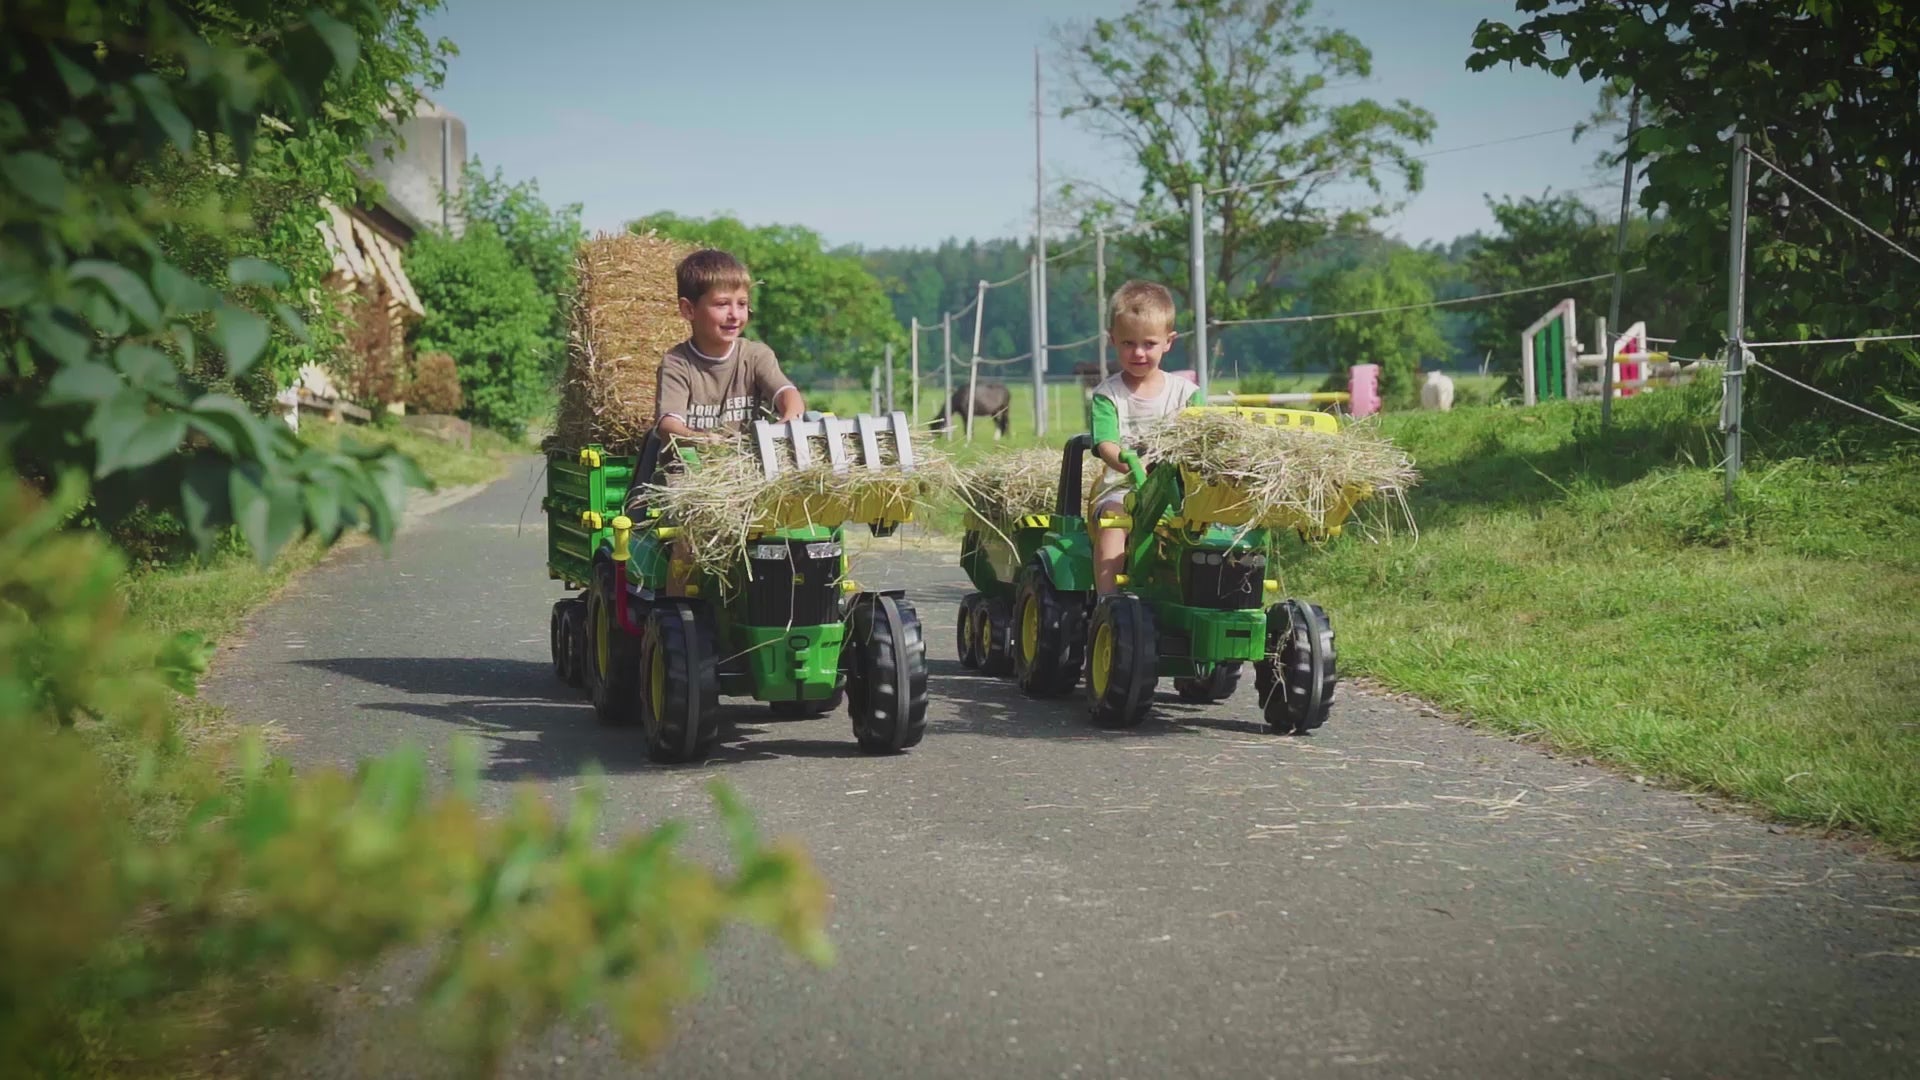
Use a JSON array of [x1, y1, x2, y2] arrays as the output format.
[[543, 412, 930, 763]]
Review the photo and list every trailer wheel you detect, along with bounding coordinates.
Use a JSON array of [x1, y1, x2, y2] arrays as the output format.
[[561, 600, 587, 690], [979, 595, 1016, 676], [639, 600, 720, 763], [585, 562, 642, 725], [550, 599, 568, 681], [957, 594, 984, 669], [1256, 600, 1336, 734], [1086, 594, 1159, 728], [1175, 662, 1241, 702], [1013, 562, 1085, 698], [848, 594, 929, 753]]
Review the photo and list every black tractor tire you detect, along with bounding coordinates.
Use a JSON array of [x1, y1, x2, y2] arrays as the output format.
[[957, 594, 984, 670], [847, 594, 929, 753], [585, 562, 643, 726], [1256, 599, 1337, 734], [638, 600, 721, 763], [1085, 594, 1159, 728], [1175, 661, 1242, 702], [561, 599, 588, 690], [978, 595, 1016, 676], [1012, 563, 1086, 698]]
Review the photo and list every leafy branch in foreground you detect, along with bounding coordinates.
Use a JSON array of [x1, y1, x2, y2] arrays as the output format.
[[0, 473, 835, 1075]]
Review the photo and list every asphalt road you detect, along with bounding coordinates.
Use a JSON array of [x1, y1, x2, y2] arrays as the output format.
[[210, 459, 1920, 1079]]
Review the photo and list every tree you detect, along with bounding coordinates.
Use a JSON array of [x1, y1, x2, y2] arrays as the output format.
[[406, 224, 554, 436], [0, 2, 829, 1070], [1054, 0, 1436, 347], [1470, 0, 1920, 425], [1299, 248, 1448, 405], [459, 159, 585, 366], [1462, 193, 1706, 393], [633, 213, 905, 377], [0, 0, 451, 561]]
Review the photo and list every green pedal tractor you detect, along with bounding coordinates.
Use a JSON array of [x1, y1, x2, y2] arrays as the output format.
[[959, 406, 1359, 732], [544, 412, 930, 763]]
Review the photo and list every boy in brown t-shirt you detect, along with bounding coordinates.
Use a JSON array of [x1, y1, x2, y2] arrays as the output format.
[[651, 248, 807, 595], [654, 248, 805, 442]]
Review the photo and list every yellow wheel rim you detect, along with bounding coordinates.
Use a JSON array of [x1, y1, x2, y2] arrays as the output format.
[[976, 608, 992, 657], [649, 634, 666, 720], [1091, 621, 1113, 697], [1020, 597, 1039, 661], [595, 597, 611, 679]]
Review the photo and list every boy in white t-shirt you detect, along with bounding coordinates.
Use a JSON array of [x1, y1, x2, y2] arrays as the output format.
[[1089, 280, 1202, 595]]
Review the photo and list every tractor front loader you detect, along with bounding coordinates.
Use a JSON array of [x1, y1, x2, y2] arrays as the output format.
[[1011, 407, 1357, 733], [543, 412, 930, 763]]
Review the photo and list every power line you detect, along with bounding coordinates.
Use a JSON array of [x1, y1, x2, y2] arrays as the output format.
[[1744, 147, 1920, 270], [1046, 234, 1097, 263], [1747, 358, 1920, 436], [1210, 269, 1644, 329], [1745, 332, 1920, 349], [1045, 332, 1100, 351]]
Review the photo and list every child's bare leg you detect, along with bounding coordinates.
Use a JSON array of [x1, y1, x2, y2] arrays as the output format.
[[1093, 497, 1128, 594]]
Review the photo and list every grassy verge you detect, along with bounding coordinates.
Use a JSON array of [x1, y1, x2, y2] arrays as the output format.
[[1268, 387, 1920, 852]]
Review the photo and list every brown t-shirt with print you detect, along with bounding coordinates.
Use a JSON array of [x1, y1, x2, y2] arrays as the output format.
[[654, 338, 795, 434]]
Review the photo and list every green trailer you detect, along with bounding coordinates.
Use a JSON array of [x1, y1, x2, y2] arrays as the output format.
[[542, 414, 930, 763], [979, 407, 1352, 732]]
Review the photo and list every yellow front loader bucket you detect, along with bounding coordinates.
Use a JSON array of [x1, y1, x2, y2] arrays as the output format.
[[1168, 405, 1368, 538]]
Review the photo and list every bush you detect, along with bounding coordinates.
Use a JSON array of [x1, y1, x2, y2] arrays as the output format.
[[406, 228, 552, 438], [0, 473, 834, 1075], [411, 351, 465, 414], [1237, 371, 1279, 396]]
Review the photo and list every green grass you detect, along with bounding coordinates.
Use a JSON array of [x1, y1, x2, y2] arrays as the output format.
[[1266, 386, 1920, 852], [125, 421, 514, 648]]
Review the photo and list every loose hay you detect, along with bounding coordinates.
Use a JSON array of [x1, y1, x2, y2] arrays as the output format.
[[1136, 410, 1419, 538], [638, 432, 955, 583], [950, 447, 1077, 526], [555, 230, 698, 454]]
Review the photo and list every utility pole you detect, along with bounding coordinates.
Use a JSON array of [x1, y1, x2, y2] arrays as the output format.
[[1601, 91, 1641, 428], [1029, 255, 1045, 437], [1188, 181, 1209, 399], [1722, 132, 1752, 505], [942, 312, 954, 440], [909, 318, 920, 424], [1095, 225, 1109, 380], [883, 342, 895, 414], [1033, 48, 1050, 438], [967, 279, 987, 441]]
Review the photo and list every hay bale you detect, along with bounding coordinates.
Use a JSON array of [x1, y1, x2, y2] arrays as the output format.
[[555, 230, 698, 453]]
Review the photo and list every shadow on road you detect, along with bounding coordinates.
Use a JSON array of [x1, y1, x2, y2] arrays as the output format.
[[296, 646, 1300, 784], [923, 658, 1293, 742], [302, 656, 919, 780]]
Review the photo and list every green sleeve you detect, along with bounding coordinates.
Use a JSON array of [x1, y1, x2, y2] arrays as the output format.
[[1187, 386, 1205, 408], [1089, 393, 1120, 446]]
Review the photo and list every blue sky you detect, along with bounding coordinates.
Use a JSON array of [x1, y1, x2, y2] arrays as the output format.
[[422, 0, 1614, 250]]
